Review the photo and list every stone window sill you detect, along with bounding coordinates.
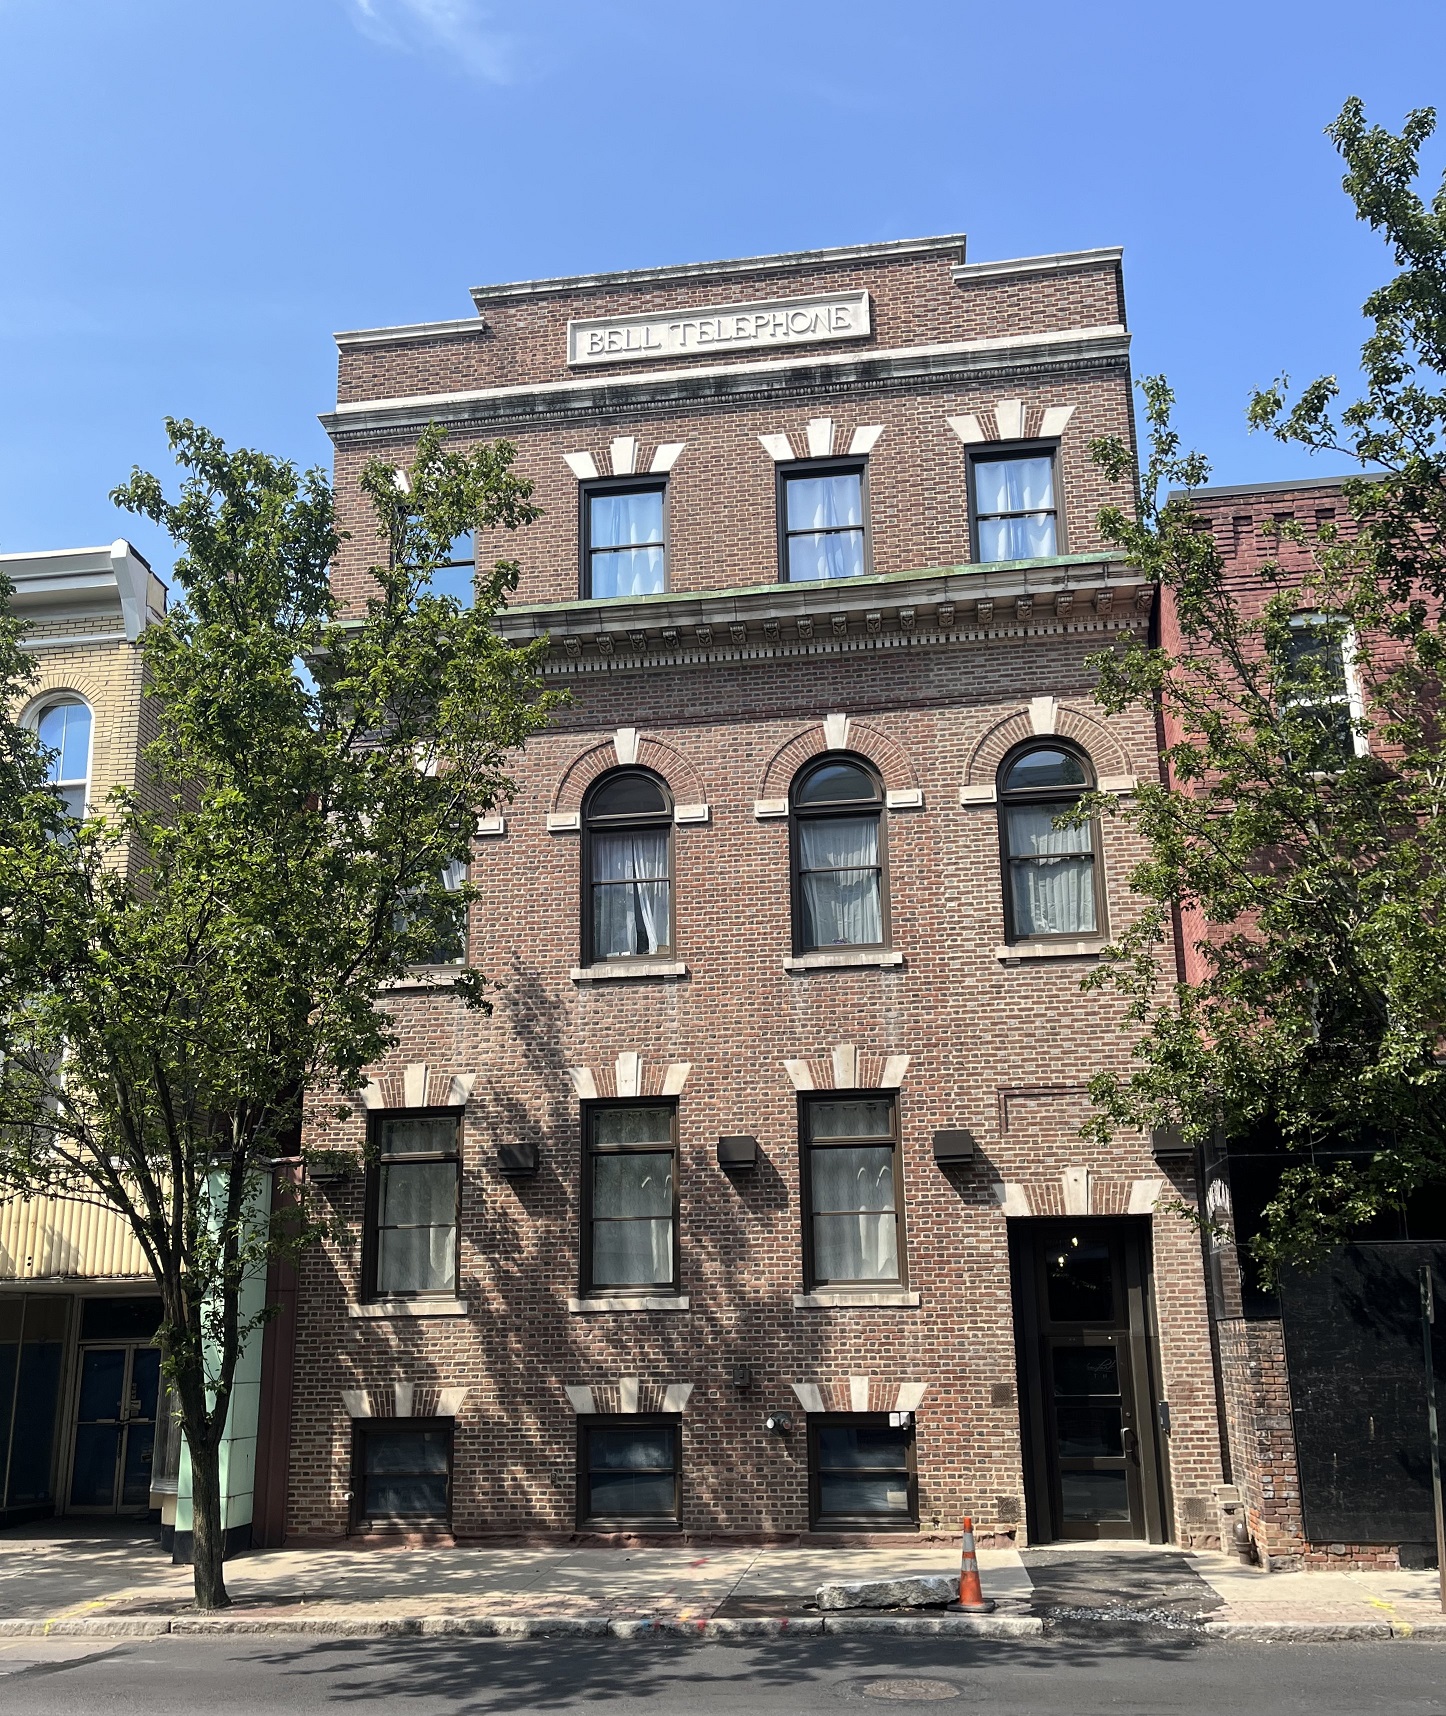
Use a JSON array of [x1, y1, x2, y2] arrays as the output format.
[[792, 1290, 921, 1309], [379, 965, 464, 993], [348, 1298, 470, 1319], [567, 1294, 691, 1313], [570, 961, 689, 983], [994, 939, 1107, 962], [783, 950, 905, 973]]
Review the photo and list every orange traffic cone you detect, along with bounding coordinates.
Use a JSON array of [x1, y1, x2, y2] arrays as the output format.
[[947, 1515, 997, 1614]]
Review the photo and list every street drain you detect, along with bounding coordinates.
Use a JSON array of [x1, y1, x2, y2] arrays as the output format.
[[859, 1680, 960, 1702]]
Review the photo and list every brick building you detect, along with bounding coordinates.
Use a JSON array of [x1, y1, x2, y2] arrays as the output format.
[[290, 235, 1229, 1548], [1162, 478, 1446, 1572], [0, 543, 283, 1557]]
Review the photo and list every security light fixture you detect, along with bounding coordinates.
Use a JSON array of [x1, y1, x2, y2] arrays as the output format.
[[932, 1129, 976, 1166], [497, 1140, 539, 1177], [764, 1411, 792, 1435], [717, 1135, 760, 1168]]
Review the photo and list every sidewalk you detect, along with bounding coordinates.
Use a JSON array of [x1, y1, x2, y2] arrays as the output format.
[[1, 1522, 1442, 1642]]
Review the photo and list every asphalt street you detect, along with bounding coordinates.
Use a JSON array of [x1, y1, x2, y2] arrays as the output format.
[[2, 1636, 1445, 1715]]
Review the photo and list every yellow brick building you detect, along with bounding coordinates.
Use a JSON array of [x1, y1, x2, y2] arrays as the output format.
[[0, 541, 176, 1527]]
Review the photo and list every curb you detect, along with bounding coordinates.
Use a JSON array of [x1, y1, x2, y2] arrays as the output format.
[[0, 1611, 1440, 1642]]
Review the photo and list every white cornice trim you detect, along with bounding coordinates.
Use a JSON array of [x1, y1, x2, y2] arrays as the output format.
[[467, 234, 969, 305], [320, 325, 1130, 440], [952, 247, 1123, 283], [335, 316, 486, 349]]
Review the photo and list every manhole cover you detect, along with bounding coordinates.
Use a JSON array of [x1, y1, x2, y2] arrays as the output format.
[[860, 1680, 960, 1702]]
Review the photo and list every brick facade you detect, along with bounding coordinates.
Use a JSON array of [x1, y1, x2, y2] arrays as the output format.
[[292, 238, 1227, 1548]]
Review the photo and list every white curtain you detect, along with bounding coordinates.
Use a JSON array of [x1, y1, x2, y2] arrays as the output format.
[[1006, 805, 1096, 935], [377, 1161, 456, 1292], [590, 492, 665, 597], [799, 816, 881, 946], [592, 1152, 673, 1284], [976, 455, 1057, 561], [592, 830, 670, 957], [810, 1145, 898, 1281], [786, 473, 865, 581]]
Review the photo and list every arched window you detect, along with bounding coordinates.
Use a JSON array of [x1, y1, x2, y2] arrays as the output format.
[[998, 744, 1101, 941], [791, 756, 886, 952], [37, 699, 92, 820], [584, 771, 673, 962]]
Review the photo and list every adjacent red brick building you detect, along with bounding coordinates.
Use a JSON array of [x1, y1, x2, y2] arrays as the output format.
[[289, 235, 1231, 1550]]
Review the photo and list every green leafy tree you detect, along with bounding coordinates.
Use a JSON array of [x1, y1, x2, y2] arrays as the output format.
[[1082, 100, 1446, 1281], [0, 420, 560, 1607]]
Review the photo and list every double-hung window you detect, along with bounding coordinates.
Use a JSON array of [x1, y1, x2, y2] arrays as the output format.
[[802, 1097, 904, 1289], [971, 450, 1060, 561], [366, 1112, 461, 1299], [809, 1416, 917, 1529], [351, 1419, 452, 1531], [584, 772, 673, 962], [584, 482, 667, 598], [998, 745, 1101, 941], [578, 1417, 680, 1527], [780, 461, 869, 582], [37, 699, 92, 820], [791, 758, 886, 951], [584, 1104, 677, 1294], [1278, 613, 1362, 765]]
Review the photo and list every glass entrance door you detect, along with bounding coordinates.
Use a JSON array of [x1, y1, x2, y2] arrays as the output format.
[[68, 1344, 160, 1513], [1011, 1220, 1168, 1543]]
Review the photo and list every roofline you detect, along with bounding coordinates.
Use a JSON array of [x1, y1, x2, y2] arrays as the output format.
[[952, 247, 1122, 283], [1167, 474, 1357, 502], [0, 541, 151, 573], [465, 234, 969, 307]]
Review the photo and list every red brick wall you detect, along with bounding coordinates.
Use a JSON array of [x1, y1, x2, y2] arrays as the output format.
[[290, 242, 1226, 1548]]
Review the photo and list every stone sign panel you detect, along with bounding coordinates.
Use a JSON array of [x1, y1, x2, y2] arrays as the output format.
[[567, 290, 871, 367]]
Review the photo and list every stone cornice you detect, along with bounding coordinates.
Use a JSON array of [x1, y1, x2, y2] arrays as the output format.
[[952, 247, 1123, 284], [467, 235, 970, 306], [320, 325, 1130, 443], [491, 553, 1152, 675], [2, 540, 167, 642]]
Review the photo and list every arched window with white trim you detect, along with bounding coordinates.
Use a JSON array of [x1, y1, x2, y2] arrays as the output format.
[[998, 743, 1102, 941], [37, 699, 92, 820]]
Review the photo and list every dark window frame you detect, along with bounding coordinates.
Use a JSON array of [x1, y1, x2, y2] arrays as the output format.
[[349, 1416, 454, 1533], [788, 753, 889, 956], [362, 1108, 463, 1303], [576, 1414, 682, 1530], [967, 440, 1065, 564], [580, 1099, 680, 1297], [1277, 610, 1365, 765], [807, 1413, 918, 1531], [776, 457, 872, 585], [799, 1092, 907, 1293], [580, 768, 675, 967], [996, 740, 1105, 945], [579, 476, 669, 600]]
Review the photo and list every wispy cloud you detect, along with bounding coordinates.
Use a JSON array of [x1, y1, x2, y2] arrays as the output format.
[[346, 0, 516, 84]]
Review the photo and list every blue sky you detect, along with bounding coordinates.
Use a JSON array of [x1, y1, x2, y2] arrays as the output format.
[[1, 0, 1443, 580]]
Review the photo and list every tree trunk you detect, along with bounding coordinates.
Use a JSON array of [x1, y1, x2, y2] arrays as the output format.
[[186, 1432, 231, 1610]]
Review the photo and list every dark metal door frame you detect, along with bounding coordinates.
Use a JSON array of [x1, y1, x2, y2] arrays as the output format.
[[1011, 1217, 1170, 1543]]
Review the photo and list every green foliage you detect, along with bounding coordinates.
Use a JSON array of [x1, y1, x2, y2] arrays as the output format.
[[0, 420, 559, 1601], [1082, 102, 1446, 1280]]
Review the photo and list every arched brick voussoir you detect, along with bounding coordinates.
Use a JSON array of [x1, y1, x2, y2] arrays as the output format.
[[961, 702, 1132, 791], [757, 718, 919, 801], [550, 732, 707, 816]]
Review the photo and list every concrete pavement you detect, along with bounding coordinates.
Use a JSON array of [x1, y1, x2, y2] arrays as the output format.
[[0, 1521, 1442, 1641]]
